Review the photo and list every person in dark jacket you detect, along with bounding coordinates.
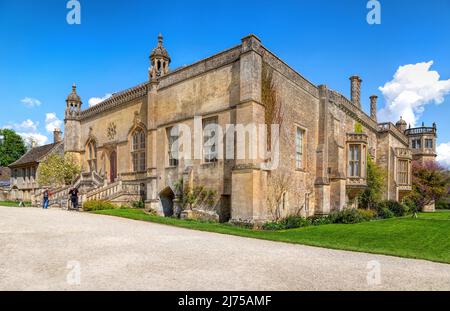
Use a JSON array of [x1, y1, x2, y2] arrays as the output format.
[[69, 188, 79, 210]]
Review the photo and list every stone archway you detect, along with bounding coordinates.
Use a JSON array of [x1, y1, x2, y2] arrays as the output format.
[[159, 187, 175, 217]]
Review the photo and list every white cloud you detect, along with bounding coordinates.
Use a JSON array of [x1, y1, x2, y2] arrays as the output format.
[[18, 132, 49, 146], [45, 113, 62, 133], [21, 97, 42, 107], [1, 119, 49, 146], [88, 93, 112, 107], [10, 119, 39, 132], [378, 61, 450, 127], [437, 142, 450, 169]]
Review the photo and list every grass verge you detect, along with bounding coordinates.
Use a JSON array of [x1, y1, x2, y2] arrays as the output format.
[[92, 208, 450, 264], [0, 200, 32, 207]]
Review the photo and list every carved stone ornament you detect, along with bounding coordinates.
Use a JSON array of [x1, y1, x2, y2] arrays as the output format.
[[107, 122, 117, 140]]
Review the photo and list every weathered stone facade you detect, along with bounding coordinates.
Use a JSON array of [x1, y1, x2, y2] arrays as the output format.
[[23, 34, 437, 219]]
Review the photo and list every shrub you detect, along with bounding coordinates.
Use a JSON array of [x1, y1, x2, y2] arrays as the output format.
[[262, 209, 378, 230], [357, 209, 377, 220], [358, 156, 385, 209], [262, 221, 285, 231], [402, 197, 420, 214], [280, 216, 311, 229], [83, 200, 116, 211], [377, 207, 394, 219], [262, 216, 311, 230], [328, 209, 373, 224], [436, 197, 450, 210], [131, 200, 145, 209], [309, 216, 333, 226], [377, 200, 410, 217]]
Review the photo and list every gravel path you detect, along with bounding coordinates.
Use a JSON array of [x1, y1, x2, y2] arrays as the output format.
[[0, 206, 449, 291]]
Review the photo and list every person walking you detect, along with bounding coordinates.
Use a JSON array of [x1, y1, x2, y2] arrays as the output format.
[[43, 189, 50, 209], [69, 187, 79, 210]]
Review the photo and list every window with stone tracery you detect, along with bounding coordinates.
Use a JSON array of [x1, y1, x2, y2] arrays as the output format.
[[131, 129, 146, 172], [397, 159, 409, 185], [348, 144, 361, 177], [87, 140, 97, 172], [167, 126, 179, 167]]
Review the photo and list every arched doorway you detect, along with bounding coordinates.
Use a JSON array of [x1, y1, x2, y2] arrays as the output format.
[[159, 187, 175, 217], [109, 150, 117, 182]]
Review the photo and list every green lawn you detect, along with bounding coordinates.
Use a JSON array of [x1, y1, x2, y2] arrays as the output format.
[[93, 209, 450, 264], [0, 200, 31, 207]]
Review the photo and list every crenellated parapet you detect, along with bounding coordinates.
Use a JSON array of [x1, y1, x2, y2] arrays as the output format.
[[79, 82, 148, 121], [377, 122, 409, 145]]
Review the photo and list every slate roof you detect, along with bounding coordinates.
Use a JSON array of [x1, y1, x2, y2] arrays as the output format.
[[8, 142, 61, 168]]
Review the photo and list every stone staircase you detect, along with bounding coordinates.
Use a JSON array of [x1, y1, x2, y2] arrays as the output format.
[[33, 171, 140, 209], [83, 180, 140, 204]]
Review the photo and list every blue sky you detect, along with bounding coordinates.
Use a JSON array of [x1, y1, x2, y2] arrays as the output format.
[[0, 0, 449, 164]]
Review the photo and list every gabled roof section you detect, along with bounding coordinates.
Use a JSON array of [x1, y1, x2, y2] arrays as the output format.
[[8, 142, 63, 168]]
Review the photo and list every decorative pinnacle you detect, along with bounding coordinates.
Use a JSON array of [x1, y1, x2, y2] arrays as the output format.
[[158, 33, 163, 46], [72, 83, 77, 92]]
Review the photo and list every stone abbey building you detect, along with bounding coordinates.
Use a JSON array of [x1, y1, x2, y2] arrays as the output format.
[[10, 34, 438, 221]]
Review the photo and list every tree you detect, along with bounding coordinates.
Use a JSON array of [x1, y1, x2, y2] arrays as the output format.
[[0, 129, 27, 167], [406, 161, 449, 211], [37, 153, 80, 187], [358, 156, 385, 210]]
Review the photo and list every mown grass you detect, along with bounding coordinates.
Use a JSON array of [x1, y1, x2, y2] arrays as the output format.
[[0, 200, 32, 207], [92, 209, 450, 264]]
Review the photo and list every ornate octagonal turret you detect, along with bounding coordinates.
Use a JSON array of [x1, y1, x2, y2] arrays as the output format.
[[149, 33, 171, 80], [65, 83, 82, 118]]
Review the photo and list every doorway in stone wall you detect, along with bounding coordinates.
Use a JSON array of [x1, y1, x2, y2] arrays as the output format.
[[109, 150, 117, 182], [159, 187, 174, 217]]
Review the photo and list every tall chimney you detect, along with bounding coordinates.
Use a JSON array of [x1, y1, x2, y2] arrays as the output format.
[[370, 95, 378, 122], [349, 75, 362, 108], [53, 128, 62, 143]]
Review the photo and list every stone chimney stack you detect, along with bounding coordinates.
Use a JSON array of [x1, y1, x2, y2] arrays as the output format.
[[31, 139, 37, 149], [349, 76, 362, 108], [53, 128, 62, 143], [370, 95, 378, 122]]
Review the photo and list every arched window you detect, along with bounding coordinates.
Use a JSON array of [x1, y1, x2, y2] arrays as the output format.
[[132, 129, 146, 172], [87, 140, 97, 172]]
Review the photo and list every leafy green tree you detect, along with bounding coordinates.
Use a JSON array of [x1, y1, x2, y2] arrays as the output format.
[[405, 161, 449, 211], [358, 156, 385, 210], [0, 129, 27, 167], [37, 153, 80, 187]]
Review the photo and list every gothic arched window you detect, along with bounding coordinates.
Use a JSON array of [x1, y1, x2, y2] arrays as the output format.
[[87, 140, 97, 172], [132, 129, 146, 172]]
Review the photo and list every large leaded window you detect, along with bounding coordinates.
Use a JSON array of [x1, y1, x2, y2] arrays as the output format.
[[132, 129, 146, 172], [348, 144, 361, 177], [425, 139, 433, 149], [398, 160, 409, 185], [203, 117, 219, 163], [295, 127, 305, 169], [412, 138, 421, 149], [167, 126, 179, 167]]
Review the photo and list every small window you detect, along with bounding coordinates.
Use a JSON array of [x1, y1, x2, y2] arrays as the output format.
[[398, 160, 409, 185], [412, 138, 421, 149], [295, 127, 305, 169], [425, 139, 433, 149], [348, 144, 361, 177], [167, 126, 179, 167], [203, 117, 219, 163]]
